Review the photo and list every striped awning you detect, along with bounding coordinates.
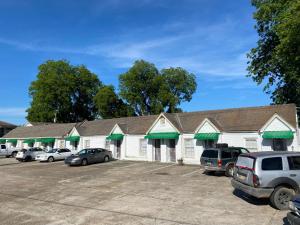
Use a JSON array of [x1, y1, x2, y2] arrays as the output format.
[[35, 138, 55, 143], [6, 139, 17, 144], [65, 136, 80, 142], [23, 139, 35, 144], [106, 134, 124, 140], [262, 131, 294, 139], [194, 133, 220, 140], [144, 132, 180, 139]]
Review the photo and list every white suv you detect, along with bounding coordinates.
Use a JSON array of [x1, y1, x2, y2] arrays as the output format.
[[35, 148, 72, 162], [16, 147, 44, 162]]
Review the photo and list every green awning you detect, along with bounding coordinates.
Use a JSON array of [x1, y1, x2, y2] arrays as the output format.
[[194, 133, 220, 140], [65, 136, 80, 142], [23, 139, 35, 144], [106, 134, 124, 140], [144, 132, 180, 139], [0, 139, 6, 144], [262, 131, 294, 139], [6, 139, 17, 144], [35, 138, 55, 143]]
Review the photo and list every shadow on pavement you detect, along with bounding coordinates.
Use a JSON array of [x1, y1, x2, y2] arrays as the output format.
[[233, 189, 270, 206]]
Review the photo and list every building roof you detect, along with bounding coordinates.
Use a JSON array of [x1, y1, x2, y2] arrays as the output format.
[[0, 121, 17, 128], [76, 103, 297, 136], [3, 104, 297, 138], [3, 123, 76, 139]]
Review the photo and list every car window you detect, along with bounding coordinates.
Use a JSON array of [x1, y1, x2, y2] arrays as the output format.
[[288, 156, 300, 170], [262, 157, 283, 171], [201, 150, 218, 158], [78, 149, 87, 155], [64, 149, 71, 152], [240, 148, 249, 154], [1, 145, 6, 149], [221, 150, 232, 159]]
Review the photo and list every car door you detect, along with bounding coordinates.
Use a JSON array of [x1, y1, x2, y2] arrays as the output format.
[[56, 149, 64, 160], [97, 149, 106, 162], [87, 149, 97, 163], [64, 149, 72, 158], [0, 144, 6, 156]]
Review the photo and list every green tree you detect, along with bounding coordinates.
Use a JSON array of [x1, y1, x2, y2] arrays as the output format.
[[160, 67, 197, 113], [119, 60, 163, 115], [27, 60, 102, 123], [94, 85, 134, 119], [247, 0, 300, 106], [119, 60, 197, 115]]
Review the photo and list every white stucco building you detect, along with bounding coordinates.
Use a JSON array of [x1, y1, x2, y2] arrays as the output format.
[[2, 104, 299, 165]]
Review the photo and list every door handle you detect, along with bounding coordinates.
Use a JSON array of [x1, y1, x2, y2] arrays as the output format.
[[290, 174, 297, 177]]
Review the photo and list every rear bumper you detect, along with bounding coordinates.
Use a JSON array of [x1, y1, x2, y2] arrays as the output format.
[[204, 166, 225, 172], [231, 179, 273, 198], [287, 212, 300, 225]]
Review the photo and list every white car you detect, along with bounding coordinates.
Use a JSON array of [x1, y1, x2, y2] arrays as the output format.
[[0, 144, 20, 158], [16, 147, 45, 161], [35, 148, 72, 162]]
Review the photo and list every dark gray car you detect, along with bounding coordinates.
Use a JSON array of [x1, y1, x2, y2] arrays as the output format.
[[64, 148, 112, 166]]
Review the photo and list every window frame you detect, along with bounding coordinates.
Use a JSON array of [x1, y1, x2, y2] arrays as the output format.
[[184, 138, 195, 158], [261, 157, 283, 171], [139, 139, 147, 157]]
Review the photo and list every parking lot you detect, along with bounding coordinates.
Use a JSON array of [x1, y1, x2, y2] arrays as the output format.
[[0, 157, 288, 225]]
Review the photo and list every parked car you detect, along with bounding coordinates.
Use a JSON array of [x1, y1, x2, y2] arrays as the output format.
[[35, 148, 72, 162], [16, 147, 44, 162], [65, 148, 112, 166], [231, 151, 300, 210], [200, 147, 249, 176], [0, 144, 19, 158], [287, 195, 300, 225]]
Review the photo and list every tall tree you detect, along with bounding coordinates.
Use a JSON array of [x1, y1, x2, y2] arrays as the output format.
[[94, 85, 134, 119], [27, 60, 102, 123], [119, 60, 163, 116], [160, 67, 197, 113], [119, 60, 197, 115], [247, 0, 300, 106]]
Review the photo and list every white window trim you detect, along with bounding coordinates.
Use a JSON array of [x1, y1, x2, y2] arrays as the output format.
[[184, 138, 195, 158]]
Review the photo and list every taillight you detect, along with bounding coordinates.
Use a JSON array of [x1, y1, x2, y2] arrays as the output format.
[[218, 159, 222, 167], [253, 174, 260, 187]]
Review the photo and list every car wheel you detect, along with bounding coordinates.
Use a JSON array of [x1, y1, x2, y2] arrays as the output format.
[[270, 186, 295, 210], [25, 156, 32, 162], [48, 156, 54, 162], [104, 156, 109, 162], [81, 158, 88, 166], [225, 164, 234, 177], [11, 152, 17, 158]]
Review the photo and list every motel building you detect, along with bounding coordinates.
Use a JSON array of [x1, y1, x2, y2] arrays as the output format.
[[1, 104, 299, 165]]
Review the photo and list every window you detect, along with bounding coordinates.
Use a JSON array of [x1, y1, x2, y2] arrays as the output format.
[[159, 117, 165, 125], [201, 149, 218, 158], [272, 139, 287, 151], [1, 145, 6, 150], [139, 139, 147, 156], [204, 140, 215, 149], [288, 156, 300, 170], [105, 140, 110, 150], [184, 139, 194, 158], [84, 140, 90, 148], [245, 138, 258, 151], [262, 157, 283, 170], [221, 150, 232, 159]]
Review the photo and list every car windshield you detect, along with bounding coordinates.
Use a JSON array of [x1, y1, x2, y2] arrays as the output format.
[[46, 149, 58, 153], [77, 149, 87, 155]]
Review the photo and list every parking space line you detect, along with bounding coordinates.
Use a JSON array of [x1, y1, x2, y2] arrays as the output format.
[[118, 163, 143, 168], [181, 169, 201, 177], [142, 164, 176, 174]]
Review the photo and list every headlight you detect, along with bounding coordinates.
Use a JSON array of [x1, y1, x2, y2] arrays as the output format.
[[289, 201, 296, 211]]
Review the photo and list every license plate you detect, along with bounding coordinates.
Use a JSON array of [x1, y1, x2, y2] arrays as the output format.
[[237, 173, 246, 180]]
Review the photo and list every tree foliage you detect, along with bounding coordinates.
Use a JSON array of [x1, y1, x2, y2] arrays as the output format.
[[27, 60, 102, 123], [119, 60, 197, 115], [94, 85, 134, 119], [248, 0, 300, 106]]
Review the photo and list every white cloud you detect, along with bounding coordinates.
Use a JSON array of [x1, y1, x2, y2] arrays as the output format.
[[0, 107, 26, 117]]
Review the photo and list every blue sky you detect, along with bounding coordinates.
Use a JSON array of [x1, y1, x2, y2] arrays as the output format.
[[0, 0, 270, 125]]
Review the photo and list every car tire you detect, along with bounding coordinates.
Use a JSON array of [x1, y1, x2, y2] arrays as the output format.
[[48, 156, 54, 162], [104, 156, 109, 162], [25, 156, 32, 162], [270, 186, 295, 210], [11, 152, 17, 158], [225, 164, 234, 177], [81, 158, 88, 166]]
